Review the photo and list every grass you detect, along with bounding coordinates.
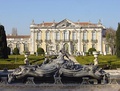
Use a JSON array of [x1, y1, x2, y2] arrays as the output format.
[[0, 55, 44, 64], [0, 54, 120, 69], [0, 54, 120, 65], [75, 55, 120, 64], [75, 55, 120, 69]]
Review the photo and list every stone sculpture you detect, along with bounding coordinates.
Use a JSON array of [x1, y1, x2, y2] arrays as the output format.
[[8, 49, 109, 84]]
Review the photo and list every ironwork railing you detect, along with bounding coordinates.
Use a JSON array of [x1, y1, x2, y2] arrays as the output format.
[[91, 39, 98, 43], [82, 39, 89, 43]]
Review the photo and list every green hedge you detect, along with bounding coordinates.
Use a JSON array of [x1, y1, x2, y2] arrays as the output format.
[[0, 64, 23, 70]]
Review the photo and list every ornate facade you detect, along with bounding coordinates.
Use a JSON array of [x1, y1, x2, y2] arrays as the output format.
[[7, 19, 109, 55]]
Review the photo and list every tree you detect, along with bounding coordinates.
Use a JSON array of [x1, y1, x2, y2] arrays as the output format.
[[116, 23, 120, 58], [13, 47, 19, 55], [0, 25, 8, 59], [105, 27, 116, 55], [37, 47, 45, 55], [7, 47, 11, 55]]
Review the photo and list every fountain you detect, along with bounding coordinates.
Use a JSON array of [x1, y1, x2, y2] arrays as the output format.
[[0, 49, 120, 91], [7, 49, 109, 84]]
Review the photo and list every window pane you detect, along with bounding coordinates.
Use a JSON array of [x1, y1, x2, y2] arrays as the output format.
[[72, 32, 76, 40], [37, 32, 41, 40], [56, 32, 60, 40], [83, 32, 87, 40], [64, 30, 68, 40], [46, 32, 49, 40], [92, 31, 96, 40]]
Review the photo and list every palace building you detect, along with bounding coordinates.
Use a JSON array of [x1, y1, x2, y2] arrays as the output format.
[[7, 19, 109, 55]]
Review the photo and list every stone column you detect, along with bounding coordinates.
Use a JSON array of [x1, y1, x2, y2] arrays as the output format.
[[98, 30, 102, 54], [68, 42, 72, 55], [78, 31, 81, 52], [31, 30, 35, 54], [21, 42, 25, 54], [53, 30, 56, 51]]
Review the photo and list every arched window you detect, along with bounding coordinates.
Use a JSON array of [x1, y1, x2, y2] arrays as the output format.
[[83, 44, 87, 52], [16, 43, 20, 50], [24, 43, 28, 52]]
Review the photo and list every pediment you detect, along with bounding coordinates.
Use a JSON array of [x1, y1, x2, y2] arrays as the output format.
[[55, 19, 76, 28]]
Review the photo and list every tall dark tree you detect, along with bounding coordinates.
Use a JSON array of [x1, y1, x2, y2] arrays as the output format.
[[116, 23, 120, 58], [105, 27, 116, 55], [0, 25, 8, 59]]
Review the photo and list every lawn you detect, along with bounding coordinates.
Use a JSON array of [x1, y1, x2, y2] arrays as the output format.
[[0, 54, 120, 69], [75, 55, 120, 69], [0, 55, 44, 64]]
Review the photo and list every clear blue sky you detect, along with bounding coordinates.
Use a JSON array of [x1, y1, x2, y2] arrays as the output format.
[[0, 0, 120, 35]]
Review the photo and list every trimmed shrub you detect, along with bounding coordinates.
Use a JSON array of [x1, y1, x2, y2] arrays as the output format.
[[37, 47, 45, 55], [88, 48, 96, 55], [13, 47, 19, 55], [0, 64, 23, 70], [7, 47, 11, 55]]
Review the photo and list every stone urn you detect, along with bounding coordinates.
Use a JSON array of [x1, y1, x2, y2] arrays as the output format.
[[24, 52, 30, 65], [93, 51, 99, 58], [93, 51, 99, 66]]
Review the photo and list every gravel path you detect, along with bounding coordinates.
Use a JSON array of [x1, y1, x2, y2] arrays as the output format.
[[0, 84, 119, 91]]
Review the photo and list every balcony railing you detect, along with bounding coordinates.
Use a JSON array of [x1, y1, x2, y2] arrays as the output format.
[[71, 39, 78, 43], [63, 39, 70, 42], [55, 39, 61, 43], [91, 39, 98, 43], [55, 39, 78, 43], [45, 39, 52, 43], [82, 39, 89, 43], [36, 39, 42, 43]]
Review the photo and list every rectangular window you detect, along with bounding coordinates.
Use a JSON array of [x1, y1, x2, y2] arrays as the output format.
[[64, 30, 69, 40], [56, 32, 60, 40], [92, 31, 96, 40], [83, 32, 87, 40], [72, 32, 76, 40], [46, 32, 50, 40], [37, 32, 41, 40]]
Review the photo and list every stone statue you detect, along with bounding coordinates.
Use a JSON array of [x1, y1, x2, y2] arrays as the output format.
[[55, 48, 70, 64], [8, 48, 109, 84]]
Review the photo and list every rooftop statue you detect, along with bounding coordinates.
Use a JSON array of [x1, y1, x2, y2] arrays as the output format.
[[8, 49, 109, 84]]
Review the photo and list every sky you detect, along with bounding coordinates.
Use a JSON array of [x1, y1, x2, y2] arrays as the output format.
[[0, 0, 120, 35]]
